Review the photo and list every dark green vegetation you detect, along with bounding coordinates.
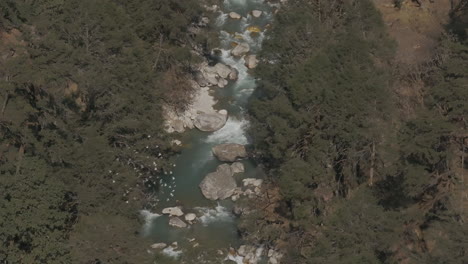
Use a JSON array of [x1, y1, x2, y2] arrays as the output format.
[[0, 0, 211, 263], [248, 0, 467, 263]]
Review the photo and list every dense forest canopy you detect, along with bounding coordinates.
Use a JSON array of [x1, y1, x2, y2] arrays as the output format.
[[247, 0, 467, 263], [1, 0, 467, 263], [0, 0, 210, 262]]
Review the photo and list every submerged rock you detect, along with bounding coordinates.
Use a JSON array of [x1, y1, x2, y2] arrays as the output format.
[[199, 164, 237, 200], [194, 112, 228, 132], [231, 42, 250, 57], [162, 207, 184, 217], [169, 217, 187, 228], [212, 143, 248, 162]]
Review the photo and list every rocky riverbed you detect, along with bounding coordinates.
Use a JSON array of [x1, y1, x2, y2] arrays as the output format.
[[143, 1, 286, 263]]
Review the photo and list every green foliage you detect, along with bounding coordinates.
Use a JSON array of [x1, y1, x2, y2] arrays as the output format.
[[0, 0, 205, 262], [248, 0, 467, 263], [250, 0, 396, 218]]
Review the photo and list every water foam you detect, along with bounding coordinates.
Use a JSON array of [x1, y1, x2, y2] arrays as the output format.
[[195, 204, 233, 226], [205, 117, 249, 145], [162, 246, 183, 258], [216, 12, 228, 27], [140, 210, 160, 234]]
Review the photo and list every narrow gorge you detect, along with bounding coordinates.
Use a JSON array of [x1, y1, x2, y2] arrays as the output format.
[[141, 0, 280, 263]]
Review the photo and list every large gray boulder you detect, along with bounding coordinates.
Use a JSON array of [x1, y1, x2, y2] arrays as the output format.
[[212, 143, 248, 162], [199, 164, 237, 200], [231, 43, 250, 57], [194, 112, 228, 132], [214, 63, 232, 79]]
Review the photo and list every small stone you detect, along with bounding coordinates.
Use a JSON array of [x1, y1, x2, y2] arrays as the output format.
[[229, 12, 241, 19], [150, 243, 167, 249], [252, 10, 263, 18], [217, 249, 224, 255], [185, 213, 196, 222], [162, 207, 184, 217], [172, 242, 178, 247], [193, 243, 200, 248], [171, 139, 182, 146]]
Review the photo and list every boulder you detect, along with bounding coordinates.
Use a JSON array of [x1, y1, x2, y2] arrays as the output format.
[[150, 243, 167, 249], [212, 143, 248, 162], [231, 43, 250, 57], [214, 63, 232, 79], [231, 162, 245, 173], [252, 10, 263, 18], [229, 12, 242, 19], [169, 217, 187, 228], [184, 213, 197, 222], [199, 164, 237, 200], [162, 207, 184, 217], [244, 54, 259, 69], [194, 112, 228, 132]]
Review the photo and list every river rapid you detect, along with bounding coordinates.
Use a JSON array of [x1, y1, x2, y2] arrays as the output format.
[[141, 1, 275, 263]]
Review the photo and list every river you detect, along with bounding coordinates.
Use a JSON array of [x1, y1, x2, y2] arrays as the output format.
[[141, 1, 275, 263]]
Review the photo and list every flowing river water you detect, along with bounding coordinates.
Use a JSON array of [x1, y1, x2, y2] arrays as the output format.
[[141, 1, 275, 262]]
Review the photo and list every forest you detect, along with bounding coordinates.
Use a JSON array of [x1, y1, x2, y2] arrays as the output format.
[[247, 0, 467, 263], [0, 0, 210, 263], [0, 0, 467, 263]]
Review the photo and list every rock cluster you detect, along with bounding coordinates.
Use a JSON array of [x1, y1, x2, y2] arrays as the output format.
[[227, 245, 283, 264], [197, 62, 239, 88]]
